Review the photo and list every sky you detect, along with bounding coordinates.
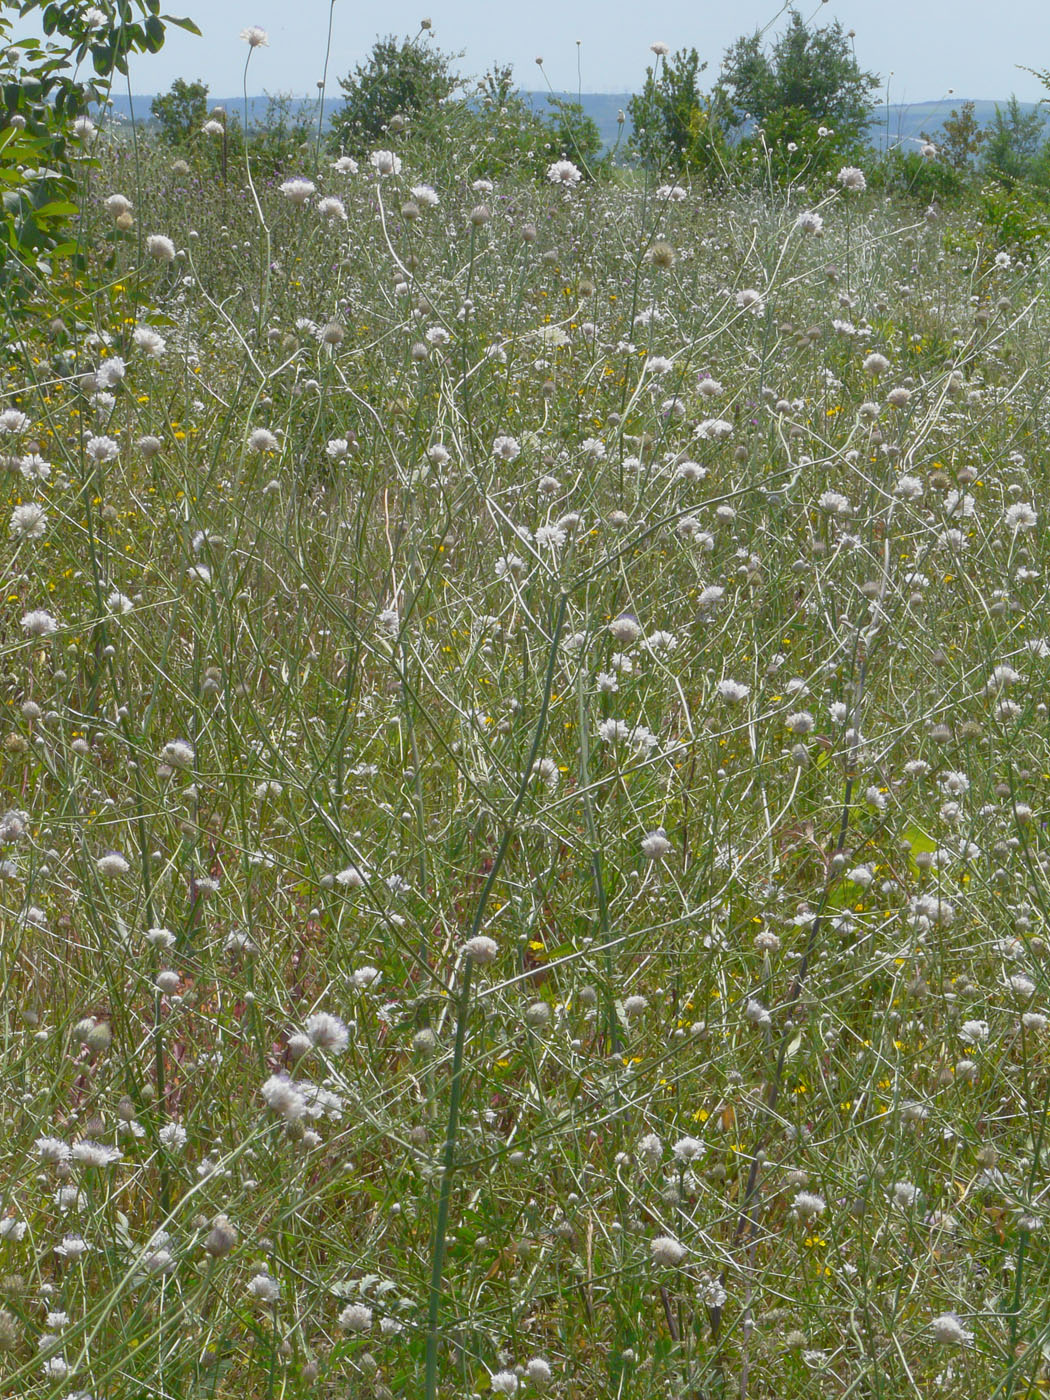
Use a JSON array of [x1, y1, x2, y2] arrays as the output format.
[[78, 0, 1050, 104]]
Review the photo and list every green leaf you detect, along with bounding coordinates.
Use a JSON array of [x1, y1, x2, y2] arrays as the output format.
[[901, 822, 936, 856], [33, 199, 79, 217], [162, 13, 202, 35], [901, 822, 937, 875]]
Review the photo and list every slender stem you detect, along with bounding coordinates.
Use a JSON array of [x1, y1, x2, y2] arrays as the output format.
[[422, 594, 568, 1400], [423, 955, 473, 1400], [315, 0, 337, 170], [241, 51, 272, 342]]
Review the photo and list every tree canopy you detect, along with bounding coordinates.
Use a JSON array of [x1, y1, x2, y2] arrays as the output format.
[[330, 33, 460, 155], [720, 9, 879, 146]]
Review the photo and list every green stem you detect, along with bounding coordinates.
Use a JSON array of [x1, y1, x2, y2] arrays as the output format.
[[422, 593, 568, 1400], [423, 954, 474, 1400]]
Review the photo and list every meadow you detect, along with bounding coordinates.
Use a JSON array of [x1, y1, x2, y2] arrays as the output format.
[[2, 105, 1050, 1400]]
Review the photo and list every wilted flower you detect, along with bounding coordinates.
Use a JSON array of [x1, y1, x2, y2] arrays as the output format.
[[650, 1235, 686, 1265], [247, 1272, 280, 1303], [930, 1312, 972, 1345], [204, 1215, 238, 1257], [464, 935, 499, 965], [159, 739, 194, 769], [735, 288, 765, 314], [248, 427, 279, 453], [641, 829, 672, 860], [145, 234, 176, 262]]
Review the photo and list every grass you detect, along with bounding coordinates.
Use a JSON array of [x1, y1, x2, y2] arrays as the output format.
[[1, 121, 1050, 1400]]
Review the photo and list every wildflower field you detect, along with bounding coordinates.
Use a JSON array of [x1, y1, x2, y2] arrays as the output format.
[[6, 87, 1050, 1400]]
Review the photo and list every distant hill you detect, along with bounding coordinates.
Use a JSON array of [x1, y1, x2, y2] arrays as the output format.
[[102, 90, 636, 150], [522, 92, 633, 150], [104, 92, 1047, 155], [868, 99, 1048, 148]]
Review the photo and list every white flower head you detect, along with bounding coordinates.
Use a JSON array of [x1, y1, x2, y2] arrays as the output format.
[[338, 1302, 373, 1332], [279, 177, 316, 205], [492, 434, 521, 461], [305, 1011, 349, 1054], [792, 1191, 826, 1218], [96, 851, 130, 877], [837, 165, 867, 192], [1005, 501, 1037, 533], [547, 159, 582, 187], [9, 502, 47, 540], [369, 149, 402, 176]]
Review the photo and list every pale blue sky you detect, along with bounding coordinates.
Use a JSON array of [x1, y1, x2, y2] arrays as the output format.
[[88, 0, 1050, 103]]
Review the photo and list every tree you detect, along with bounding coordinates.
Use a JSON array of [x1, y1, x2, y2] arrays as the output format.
[[544, 97, 603, 170], [982, 96, 1045, 186], [150, 77, 209, 145], [247, 93, 317, 176], [627, 48, 728, 176], [0, 1, 198, 281], [932, 101, 987, 172], [330, 33, 459, 154], [447, 66, 553, 179], [721, 9, 878, 150]]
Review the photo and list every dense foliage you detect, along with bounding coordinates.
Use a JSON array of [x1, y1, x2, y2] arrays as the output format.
[[8, 14, 1050, 1400], [627, 48, 729, 177], [720, 9, 879, 145], [150, 76, 209, 145], [0, 0, 196, 277], [329, 31, 460, 156]]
